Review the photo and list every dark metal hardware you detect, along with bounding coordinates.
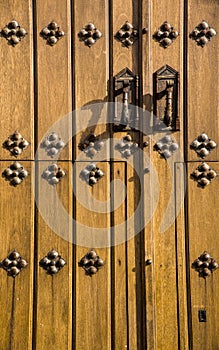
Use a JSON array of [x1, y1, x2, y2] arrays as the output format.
[[145, 259, 152, 266], [0, 250, 28, 278], [190, 21, 216, 47], [78, 133, 104, 158], [198, 309, 207, 322], [41, 163, 66, 185], [190, 162, 217, 188], [115, 21, 147, 47], [2, 161, 28, 186], [78, 23, 102, 47], [113, 67, 139, 131], [39, 249, 66, 275], [41, 132, 65, 158], [192, 251, 218, 278], [154, 65, 179, 131], [190, 133, 217, 158], [40, 21, 65, 46], [78, 249, 104, 276], [1, 20, 27, 46], [3, 130, 29, 157], [115, 134, 139, 159], [154, 135, 179, 159], [80, 163, 104, 186], [153, 21, 179, 48]]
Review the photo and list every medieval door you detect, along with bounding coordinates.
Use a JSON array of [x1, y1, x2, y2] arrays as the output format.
[[0, 1, 218, 349]]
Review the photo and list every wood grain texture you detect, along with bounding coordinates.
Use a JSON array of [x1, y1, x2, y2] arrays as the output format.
[[0, 1, 34, 160], [112, 162, 128, 350], [150, 0, 184, 348], [74, 162, 111, 350], [187, 0, 219, 161], [34, 161, 72, 349], [35, 0, 72, 160], [0, 161, 34, 349], [187, 162, 219, 350]]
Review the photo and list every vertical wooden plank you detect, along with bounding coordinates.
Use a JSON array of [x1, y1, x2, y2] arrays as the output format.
[[35, 0, 72, 159], [0, 161, 34, 349], [34, 161, 72, 349], [112, 162, 128, 349], [73, 1, 110, 348], [187, 1, 219, 161], [112, 1, 143, 348], [187, 162, 219, 350], [75, 162, 111, 350], [0, 1, 34, 160], [150, 0, 185, 348]]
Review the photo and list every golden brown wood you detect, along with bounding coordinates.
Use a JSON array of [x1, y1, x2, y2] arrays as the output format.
[[0, 1, 34, 160], [0, 161, 34, 349], [35, 0, 72, 160], [34, 161, 72, 349], [75, 161, 111, 350], [149, 0, 185, 348], [187, 162, 219, 350], [187, 1, 219, 161], [112, 162, 128, 349]]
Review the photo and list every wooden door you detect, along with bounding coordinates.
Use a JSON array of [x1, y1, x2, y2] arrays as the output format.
[[0, 1, 218, 349]]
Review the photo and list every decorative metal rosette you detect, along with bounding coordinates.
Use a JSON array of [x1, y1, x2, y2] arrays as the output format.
[[189, 20, 216, 47], [2, 161, 28, 186], [78, 133, 104, 158], [190, 162, 217, 188], [3, 130, 29, 157], [190, 133, 217, 158], [192, 251, 218, 278], [78, 23, 102, 47], [153, 21, 179, 48], [0, 250, 28, 278], [80, 163, 104, 186], [115, 134, 139, 159], [154, 135, 179, 159], [1, 20, 27, 46], [40, 21, 65, 46], [39, 249, 66, 275], [78, 249, 104, 276], [41, 163, 66, 185], [40, 132, 65, 158]]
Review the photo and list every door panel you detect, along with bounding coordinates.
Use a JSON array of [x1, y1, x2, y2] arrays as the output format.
[[187, 1, 219, 161], [35, 0, 72, 160], [0, 161, 34, 349], [0, 1, 34, 160], [0, 1, 219, 349], [187, 162, 219, 350]]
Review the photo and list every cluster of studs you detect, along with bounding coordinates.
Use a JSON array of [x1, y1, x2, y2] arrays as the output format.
[[78, 249, 104, 276], [80, 163, 104, 186], [41, 132, 65, 158], [78, 134, 104, 158], [3, 130, 29, 157], [189, 21, 217, 47], [0, 250, 28, 278], [115, 21, 145, 47], [115, 134, 139, 159], [39, 249, 66, 275], [1, 20, 27, 46], [190, 162, 217, 188], [192, 251, 218, 278], [153, 21, 179, 48], [78, 23, 102, 47], [2, 161, 28, 186], [190, 133, 217, 158], [42, 163, 66, 185], [154, 135, 179, 159], [40, 21, 65, 46]]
